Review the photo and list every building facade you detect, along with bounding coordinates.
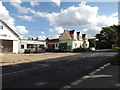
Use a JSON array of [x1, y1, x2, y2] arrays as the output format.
[[0, 20, 19, 53], [46, 30, 89, 52], [59, 30, 89, 51], [46, 39, 59, 51], [19, 39, 46, 53], [0, 20, 46, 53]]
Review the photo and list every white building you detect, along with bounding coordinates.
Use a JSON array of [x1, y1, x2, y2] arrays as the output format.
[[0, 20, 19, 53], [19, 39, 46, 53], [46, 30, 89, 52], [0, 20, 46, 53], [59, 30, 89, 51]]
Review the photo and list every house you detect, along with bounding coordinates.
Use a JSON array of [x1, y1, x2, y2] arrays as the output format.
[[0, 20, 20, 53], [59, 30, 89, 51], [19, 38, 46, 53], [46, 38, 59, 51], [46, 30, 89, 52]]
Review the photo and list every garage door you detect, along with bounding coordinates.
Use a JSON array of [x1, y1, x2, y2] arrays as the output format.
[[0, 39, 13, 53]]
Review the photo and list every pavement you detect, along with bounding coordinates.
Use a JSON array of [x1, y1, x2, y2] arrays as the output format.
[[66, 65, 120, 89]]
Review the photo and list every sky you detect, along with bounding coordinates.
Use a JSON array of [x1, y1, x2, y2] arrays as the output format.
[[0, 0, 118, 40]]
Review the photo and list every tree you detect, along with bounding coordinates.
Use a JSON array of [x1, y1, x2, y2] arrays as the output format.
[[95, 25, 120, 49], [88, 38, 96, 48]]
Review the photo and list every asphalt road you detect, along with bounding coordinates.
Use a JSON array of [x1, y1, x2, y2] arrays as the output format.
[[1, 49, 118, 88]]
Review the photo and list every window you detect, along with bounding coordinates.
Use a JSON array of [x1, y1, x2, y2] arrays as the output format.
[[75, 43, 77, 48], [21, 45, 24, 49], [0, 25, 3, 29], [39, 45, 44, 48], [27, 44, 34, 49]]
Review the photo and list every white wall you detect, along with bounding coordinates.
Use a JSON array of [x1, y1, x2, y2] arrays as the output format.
[[0, 21, 19, 41], [72, 41, 83, 49], [73, 30, 78, 41], [13, 40, 19, 53], [0, 21, 19, 53], [59, 31, 71, 41], [19, 39, 46, 53]]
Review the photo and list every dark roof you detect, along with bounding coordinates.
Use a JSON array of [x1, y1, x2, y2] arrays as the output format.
[[0, 20, 19, 38], [47, 39, 59, 44], [64, 30, 75, 39], [77, 32, 80, 35], [82, 34, 86, 40], [82, 34, 86, 38]]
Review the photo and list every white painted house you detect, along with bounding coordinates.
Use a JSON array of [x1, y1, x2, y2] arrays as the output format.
[[46, 30, 89, 52], [59, 30, 89, 51], [0, 20, 19, 53]]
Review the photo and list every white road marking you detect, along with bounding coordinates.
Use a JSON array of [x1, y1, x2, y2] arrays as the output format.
[[90, 53, 99, 56], [59, 63, 111, 90], [0, 65, 48, 76]]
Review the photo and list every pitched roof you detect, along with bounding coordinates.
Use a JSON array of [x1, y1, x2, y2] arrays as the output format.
[[82, 34, 86, 40], [0, 20, 19, 38], [77, 32, 80, 36], [47, 38, 59, 44], [64, 30, 75, 39]]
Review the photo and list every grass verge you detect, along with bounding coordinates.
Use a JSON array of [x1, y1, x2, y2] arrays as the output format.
[[110, 53, 120, 66], [112, 47, 120, 49]]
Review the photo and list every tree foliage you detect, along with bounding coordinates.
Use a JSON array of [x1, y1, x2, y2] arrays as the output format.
[[95, 25, 120, 49], [88, 38, 96, 48]]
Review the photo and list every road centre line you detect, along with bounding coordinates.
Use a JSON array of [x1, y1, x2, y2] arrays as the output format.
[[0, 65, 48, 76]]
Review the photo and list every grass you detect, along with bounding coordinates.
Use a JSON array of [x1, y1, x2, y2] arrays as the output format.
[[112, 47, 120, 49], [110, 53, 120, 66]]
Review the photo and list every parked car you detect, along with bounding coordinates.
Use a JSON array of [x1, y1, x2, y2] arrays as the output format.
[[24, 47, 46, 53]]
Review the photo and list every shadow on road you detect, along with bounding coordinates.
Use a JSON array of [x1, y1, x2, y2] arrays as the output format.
[[2, 50, 118, 88]]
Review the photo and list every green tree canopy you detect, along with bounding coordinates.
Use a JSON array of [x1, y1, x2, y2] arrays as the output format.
[[95, 25, 120, 49]]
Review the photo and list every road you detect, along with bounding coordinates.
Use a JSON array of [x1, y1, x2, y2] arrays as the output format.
[[1, 49, 118, 88]]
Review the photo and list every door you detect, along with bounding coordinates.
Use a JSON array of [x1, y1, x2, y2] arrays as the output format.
[[0, 40, 13, 53]]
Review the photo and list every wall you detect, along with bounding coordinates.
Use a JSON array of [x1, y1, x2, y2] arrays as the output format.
[[0, 21, 19, 53], [59, 31, 71, 41], [0, 21, 19, 41], [19, 39, 46, 53], [72, 41, 84, 49], [13, 40, 19, 53]]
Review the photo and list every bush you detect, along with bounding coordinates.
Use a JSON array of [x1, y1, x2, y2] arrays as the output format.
[[73, 48, 84, 52], [110, 53, 120, 66]]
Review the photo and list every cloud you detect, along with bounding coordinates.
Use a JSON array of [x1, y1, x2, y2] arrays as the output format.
[[96, 14, 118, 27], [51, 0, 61, 7], [81, 12, 118, 38], [81, 27, 101, 38], [30, 1, 39, 7], [49, 27, 64, 38], [0, 1, 15, 25], [0, 1, 29, 37], [40, 32, 44, 34], [38, 35, 46, 40], [15, 26, 29, 35], [17, 15, 33, 21], [8, 1, 118, 38], [10, 0, 31, 13], [35, 2, 99, 27]]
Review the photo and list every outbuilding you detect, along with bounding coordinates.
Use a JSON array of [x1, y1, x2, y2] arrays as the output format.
[[19, 38, 46, 53]]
